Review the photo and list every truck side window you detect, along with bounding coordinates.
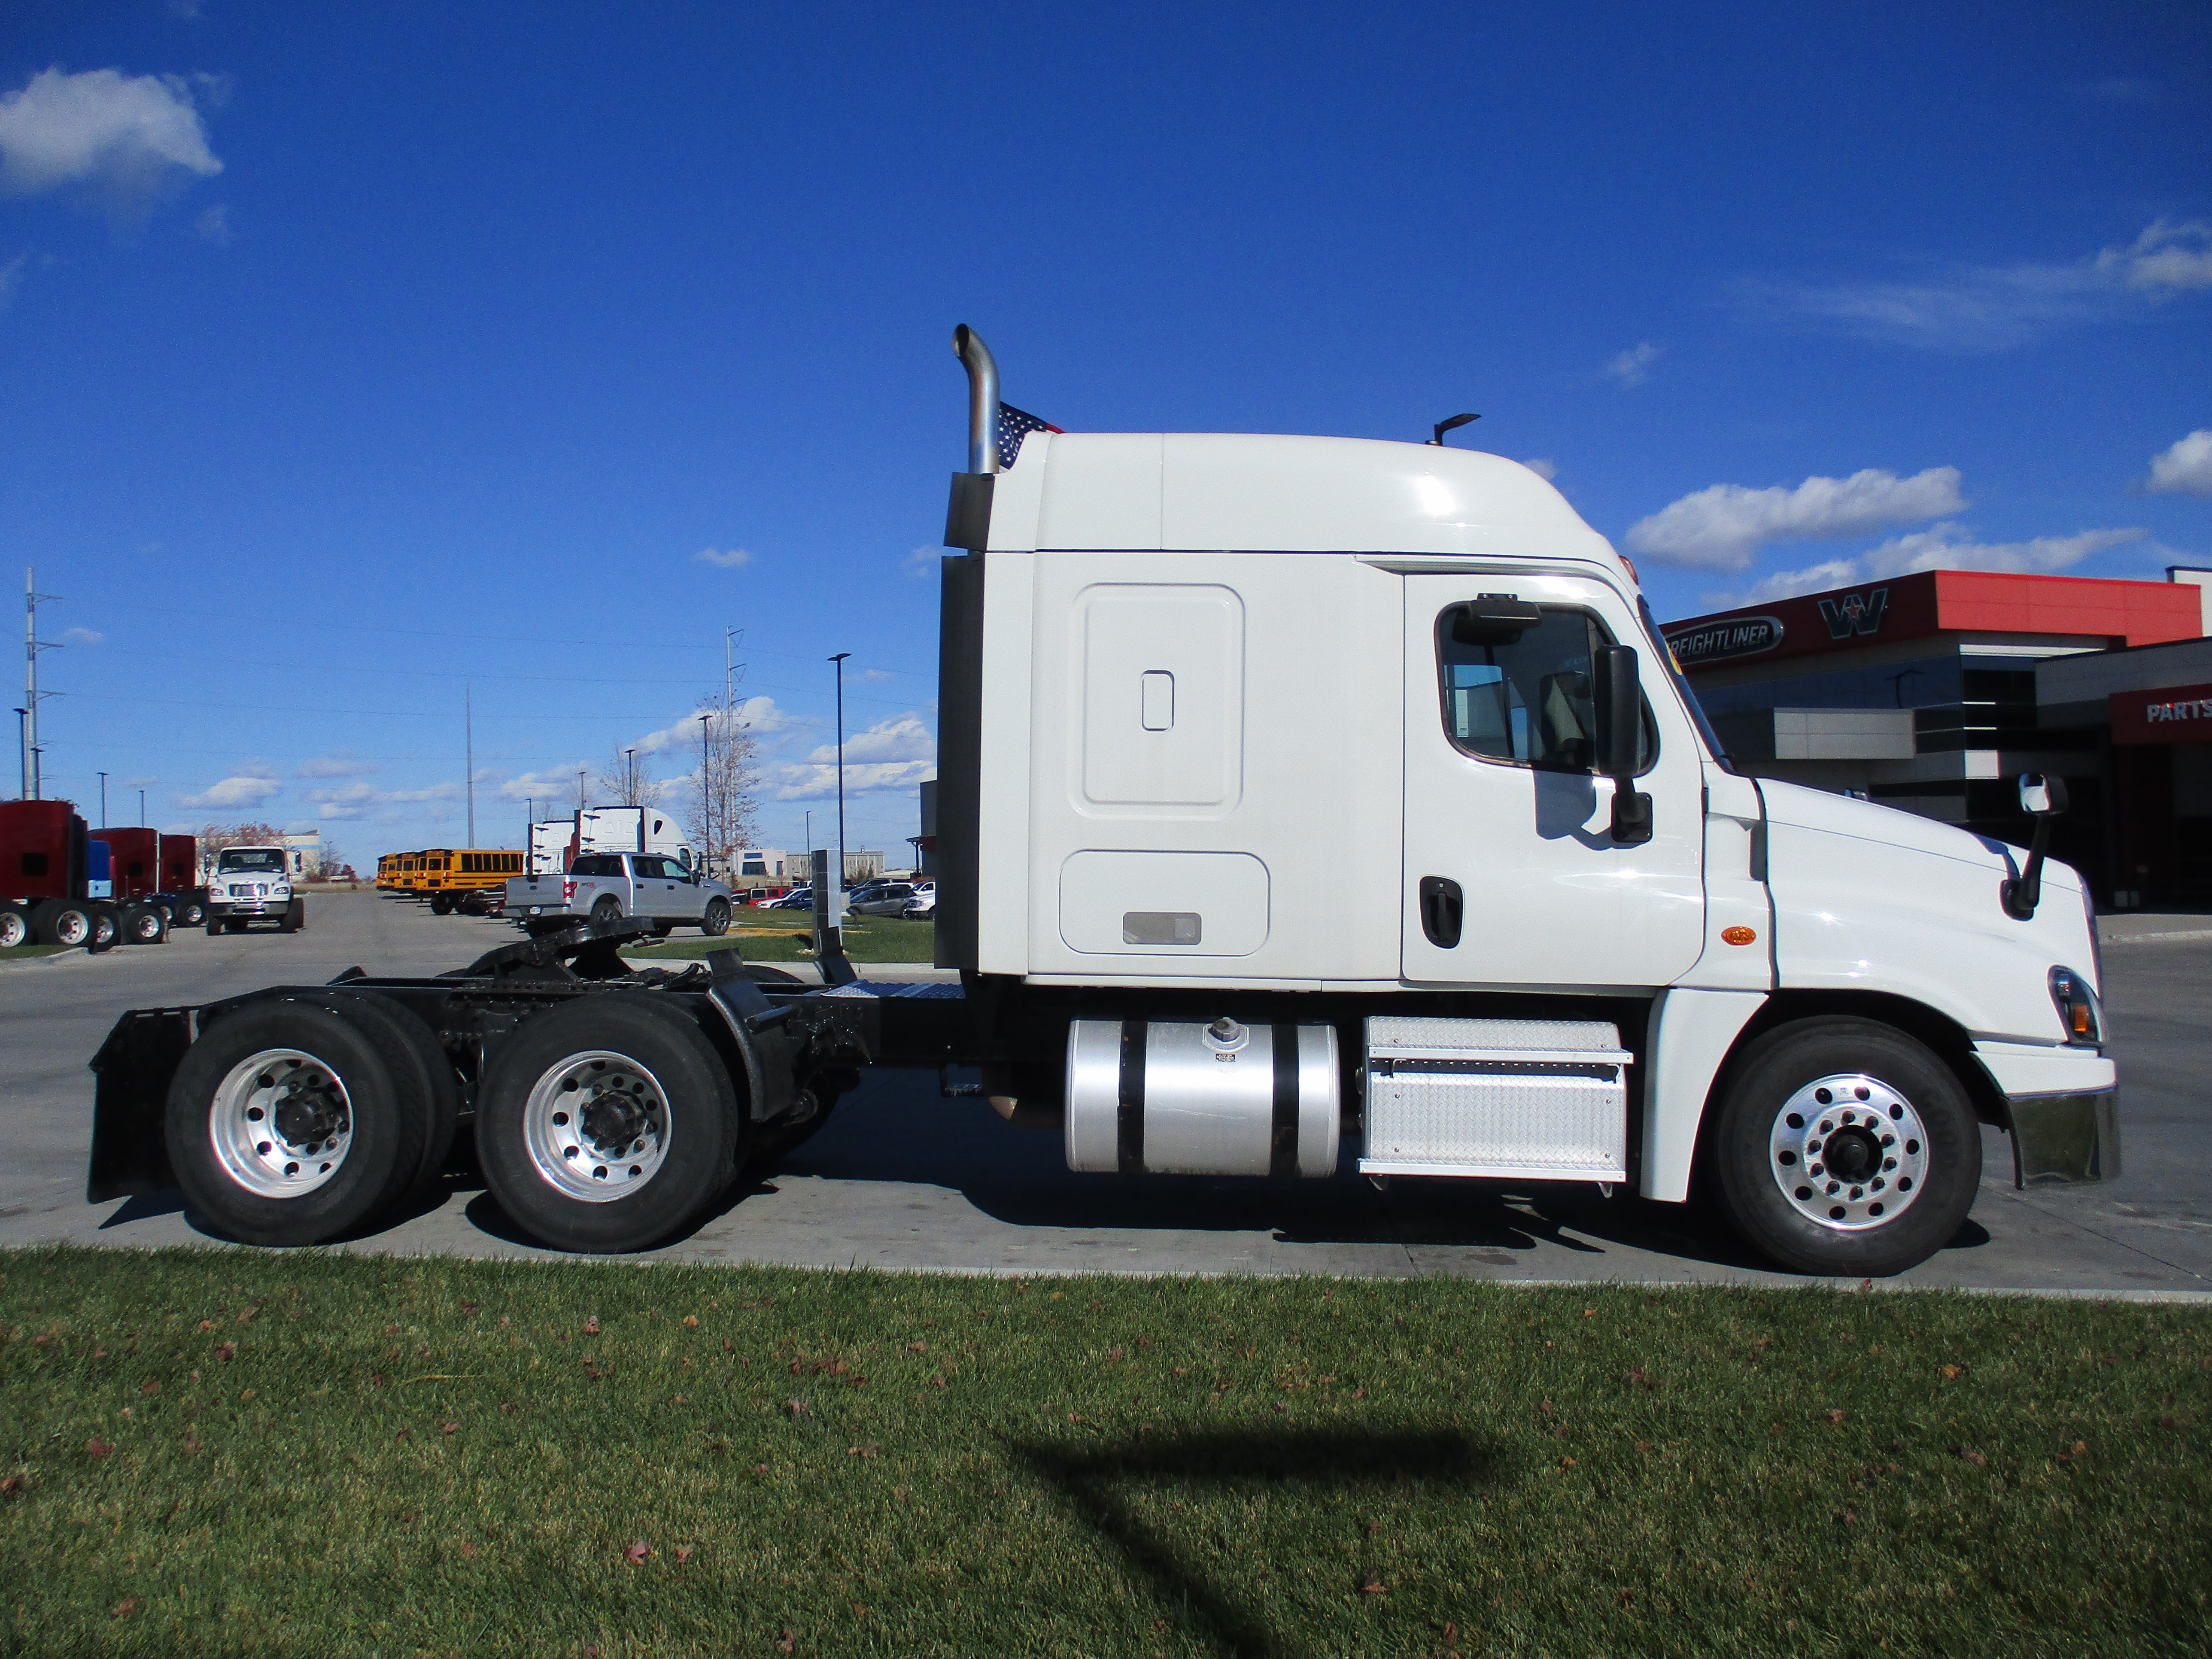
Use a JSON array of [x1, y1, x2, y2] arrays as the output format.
[[1436, 606, 1654, 774]]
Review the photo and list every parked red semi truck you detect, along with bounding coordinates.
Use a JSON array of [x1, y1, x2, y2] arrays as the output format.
[[0, 801, 171, 948], [89, 827, 209, 929]]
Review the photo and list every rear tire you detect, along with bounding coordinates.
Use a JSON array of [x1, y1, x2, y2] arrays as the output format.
[[701, 898, 731, 937], [175, 897, 206, 927], [39, 903, 93, 948], [123, 903, 167, 945], [167, 999, 427, 1246], [0, 904, 29, 950], [744, 1087, 838, 1173], [1708, 1017, 1980, 1278], [589, 896, 622, 928], [283, 991, 462, 1200], [429, 893, 454, 916], [477, 994, 743, 1253]]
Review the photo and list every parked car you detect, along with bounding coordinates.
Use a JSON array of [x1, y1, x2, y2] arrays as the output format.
[[902, 887, 936, 920], [503, 852, 734, 936], [848, 881, 919, 917], [762, 887, 814, 910]]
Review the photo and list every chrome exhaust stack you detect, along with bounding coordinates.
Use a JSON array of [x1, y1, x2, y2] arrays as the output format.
[[954, 324, 1000, 476], [944, 323, 999, 550]]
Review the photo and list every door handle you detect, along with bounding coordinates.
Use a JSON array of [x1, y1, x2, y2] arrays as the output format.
[[1418, 877, 1463, 949]]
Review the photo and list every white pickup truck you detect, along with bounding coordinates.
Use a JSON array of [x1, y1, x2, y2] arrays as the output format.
[[503, 852, 735, 937]]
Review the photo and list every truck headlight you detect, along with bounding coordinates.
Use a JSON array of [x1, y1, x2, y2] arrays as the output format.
[[2049, 966, 2103, 1046]]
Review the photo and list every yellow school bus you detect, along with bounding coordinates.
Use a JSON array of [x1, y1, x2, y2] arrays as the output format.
[[376, 853, 400, 890], [420, 848, 525, 914]]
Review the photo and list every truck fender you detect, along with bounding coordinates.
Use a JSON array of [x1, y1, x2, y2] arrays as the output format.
[[703, 970, 798, 1126], [86, 1007, 195, 1202], [1639, 988, 1768, 1203]]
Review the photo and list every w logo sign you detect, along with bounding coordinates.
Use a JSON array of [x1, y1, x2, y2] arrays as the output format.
[[1817, 587, 1890, 640]]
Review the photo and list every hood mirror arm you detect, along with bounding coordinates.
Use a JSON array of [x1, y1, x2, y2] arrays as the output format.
[[2002, 772, 2069, 921]]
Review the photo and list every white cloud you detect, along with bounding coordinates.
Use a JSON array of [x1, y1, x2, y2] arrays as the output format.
[[1626, 466, 1966, 571], [1750, 220, 2212, 351], [59, 625, 104, 645], [0, 67, 222, 208], [295, 751, 377, 779], [857, 667, 893, 684], [903, 546, 939, 580], [2142, 429, 2212, 497], [1715, 523, 2147, 606], [493, 767, 589, 804], [694, 547, 752, 569], [1603, 342, 1662, 387], [194, 201, 228, 243], [621, 695, 803, 762], [769, 760, 936, 802], [304, 780, 459, 820], [808, 713, 933, 766], [180, 772, 280, 809]]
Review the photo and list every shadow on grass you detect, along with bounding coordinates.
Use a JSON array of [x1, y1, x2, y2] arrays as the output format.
[[1008, 1425, 1501, 1659]]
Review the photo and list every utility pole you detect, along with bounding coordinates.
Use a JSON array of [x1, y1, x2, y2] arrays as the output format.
[[465, 684, 476, 846], [98, 771, 107, 826], [697, 714, 714, 881], [829, 653, 850, 919], [24, 569, 62, 801], [526, 797, 535, 872], [137, 788, 145, 827]]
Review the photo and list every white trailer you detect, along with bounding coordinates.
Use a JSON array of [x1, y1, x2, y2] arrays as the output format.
[[87, 328, 2116, 1275]]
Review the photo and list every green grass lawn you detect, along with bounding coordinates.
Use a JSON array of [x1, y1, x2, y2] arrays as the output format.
[[3, 1248, 2207, 1656], [0, 942, 68, 962], [626, 908, 936, 963]]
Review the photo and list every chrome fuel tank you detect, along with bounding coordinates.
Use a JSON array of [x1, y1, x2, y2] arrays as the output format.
[[1064, 1017, 1340, 1178]]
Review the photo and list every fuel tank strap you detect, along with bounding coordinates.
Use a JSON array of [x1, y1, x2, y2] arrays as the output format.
[[1116, 1019, 1146, 1176], [1269, 1024, 1298, 1179]]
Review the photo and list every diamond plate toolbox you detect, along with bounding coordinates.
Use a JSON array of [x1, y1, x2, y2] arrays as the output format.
[[1361, 1015, 1630, 1180]]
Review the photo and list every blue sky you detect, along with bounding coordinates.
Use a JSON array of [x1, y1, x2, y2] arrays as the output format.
[[3, 1, 2207, 864]]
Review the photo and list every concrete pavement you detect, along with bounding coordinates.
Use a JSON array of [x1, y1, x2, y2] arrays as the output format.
[[3, 889, 2205, 1294]]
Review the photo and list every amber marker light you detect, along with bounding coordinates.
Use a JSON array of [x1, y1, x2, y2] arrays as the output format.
[[1721, 927, 1757, 946]]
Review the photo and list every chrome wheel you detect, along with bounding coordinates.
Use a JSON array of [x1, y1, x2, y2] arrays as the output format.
[[522, 1049, 674, 1203], [1768, 1072, 1928, 1232], [209, 1048, 354, 1198], [52, 908, 90, 947], [0, 909, 25, 949]]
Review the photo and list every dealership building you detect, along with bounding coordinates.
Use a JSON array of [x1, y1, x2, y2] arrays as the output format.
[[1662, 567, 2212, 907]]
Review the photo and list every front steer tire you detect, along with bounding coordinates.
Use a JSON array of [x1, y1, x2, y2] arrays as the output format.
[[167, 999, 429, 1246], [476, 994, 744, 1254], [1707, 1016, 1981, 1278]]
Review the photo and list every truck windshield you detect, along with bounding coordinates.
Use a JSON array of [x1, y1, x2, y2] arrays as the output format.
[[217, 849, 287, 873]]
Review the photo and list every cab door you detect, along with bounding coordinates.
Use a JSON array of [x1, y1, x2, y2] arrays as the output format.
[[1401, 575, 1706, 988]]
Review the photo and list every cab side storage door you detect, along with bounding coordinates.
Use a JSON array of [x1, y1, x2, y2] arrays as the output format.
[[1401, 575, 1705, 988]]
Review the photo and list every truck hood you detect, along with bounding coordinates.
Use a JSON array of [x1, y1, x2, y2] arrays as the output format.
[[1757, 779, 2099, 1045]]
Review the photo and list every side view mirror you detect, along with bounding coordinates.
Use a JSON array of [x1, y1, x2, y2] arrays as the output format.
[[2020, 773, 2069, 817], [2002, 772, 2069, 920], [1592, 644, 1653, 845]]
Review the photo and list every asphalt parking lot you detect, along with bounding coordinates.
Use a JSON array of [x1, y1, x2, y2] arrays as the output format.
[[3, 890, 2206, 1294]]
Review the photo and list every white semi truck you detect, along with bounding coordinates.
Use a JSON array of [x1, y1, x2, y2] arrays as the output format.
[[85, 328, 2116, 1275]]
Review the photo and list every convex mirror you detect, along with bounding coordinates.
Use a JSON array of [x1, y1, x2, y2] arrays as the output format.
[[2018, 773, 2070, 817]]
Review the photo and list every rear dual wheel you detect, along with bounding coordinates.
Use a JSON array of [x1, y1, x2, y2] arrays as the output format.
[[1708, 1017, 1980, 1278], [0, 905, 27, 950], [123, 903, 167, 945], [167, 992, 461, 1246], [477, 995, 744, 1253]]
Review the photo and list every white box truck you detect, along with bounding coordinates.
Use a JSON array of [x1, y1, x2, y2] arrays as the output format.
[[87, 328, 2116, 1275]]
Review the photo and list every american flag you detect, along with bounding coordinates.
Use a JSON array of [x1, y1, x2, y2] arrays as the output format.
[[996, 402, 1061, 469]]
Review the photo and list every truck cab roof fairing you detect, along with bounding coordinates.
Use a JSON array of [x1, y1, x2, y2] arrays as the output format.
[[983, 431, 1622, 567]]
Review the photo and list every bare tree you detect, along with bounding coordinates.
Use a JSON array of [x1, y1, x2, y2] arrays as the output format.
[[680, 702, 760, 878], [596, 745, 663, 811]]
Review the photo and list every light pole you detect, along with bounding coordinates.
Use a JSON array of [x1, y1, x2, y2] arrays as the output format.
[[137, 788, 145, 827], [699, 713, 713, 881], [526, 796, 535, 872], [829, 654, 850, 907], [625, 748, 637, 807], [12, 708, 24, 800], [97, 771, 107, 826]]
